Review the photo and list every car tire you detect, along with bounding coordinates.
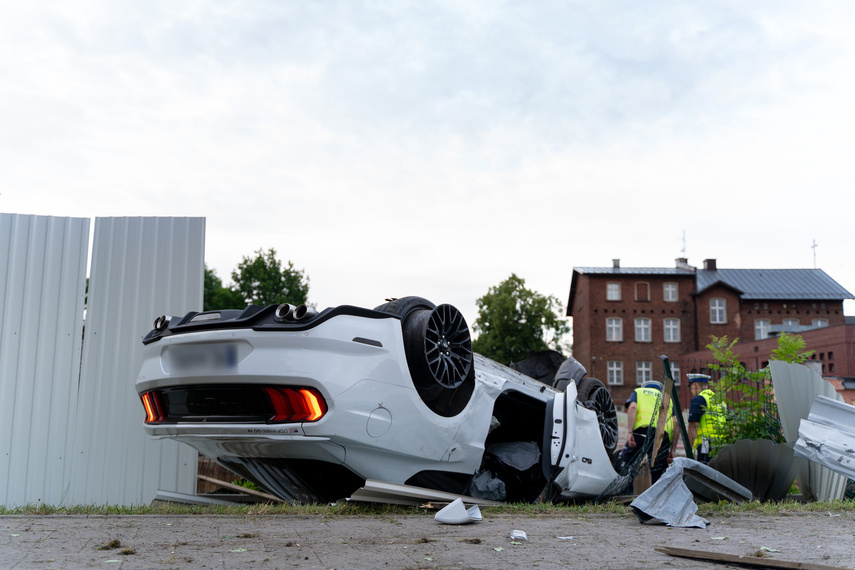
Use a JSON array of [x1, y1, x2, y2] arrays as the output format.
[[375, 297, 475, 417], [374, 296, 437, 321], [575, 377, 619, 455]]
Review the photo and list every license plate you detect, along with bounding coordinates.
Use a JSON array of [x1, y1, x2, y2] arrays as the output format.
[[168, 343, 238, 374]]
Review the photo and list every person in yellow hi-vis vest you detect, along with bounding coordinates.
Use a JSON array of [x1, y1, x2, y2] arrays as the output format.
[[687, 373, 727, 463], [614, 380, 676, 483]]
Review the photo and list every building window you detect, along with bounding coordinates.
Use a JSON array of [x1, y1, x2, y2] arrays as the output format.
[[606, 282, 621, 301], [635, 282, 650, 301], [635, 318, 651, 342], [755, 319, 770, 340], [663, 282, 678, 302], [783, 318, 799, 327], [829, 351, 834, 360], [664, 318, 680, 342], [670, 362, 680, 386], [607, 361, 623, 385], [606, 318, 623, 341], [812, 318, 829, 327], [710, 298, 726, 324], [636, 361, 652, 385]]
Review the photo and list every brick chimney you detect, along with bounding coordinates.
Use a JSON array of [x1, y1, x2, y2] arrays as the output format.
[[675, 258, 695, 271], [704, 259, 717, 271], [612, 259, 620, 269]]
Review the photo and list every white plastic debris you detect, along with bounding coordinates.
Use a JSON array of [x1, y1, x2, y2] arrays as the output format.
[[509, 530, 528, 541], [434, 498, 483, 524]]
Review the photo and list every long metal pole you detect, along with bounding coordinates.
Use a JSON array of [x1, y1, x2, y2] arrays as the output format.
[[660, 355, 693, 460]]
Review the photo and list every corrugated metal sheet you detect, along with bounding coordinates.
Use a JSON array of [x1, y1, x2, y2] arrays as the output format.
[[794, 395, 855, 480], [697, 269, 853, 300], [770, 361, 846, 502], [1, 214, 90, 506], [67, 217, 204, 506], [630, 457, 752, 528], [708, 439, 797, 502]]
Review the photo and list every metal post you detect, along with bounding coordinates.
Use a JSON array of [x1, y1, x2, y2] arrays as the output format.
[[660, 355, 693, 461]]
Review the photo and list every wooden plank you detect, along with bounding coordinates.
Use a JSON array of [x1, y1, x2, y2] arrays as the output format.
[[196, 474, 286, 503], [655, 546, 843, 570]]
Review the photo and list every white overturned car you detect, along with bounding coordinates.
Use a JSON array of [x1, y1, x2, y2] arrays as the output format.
[[137, 297, 619, 503]]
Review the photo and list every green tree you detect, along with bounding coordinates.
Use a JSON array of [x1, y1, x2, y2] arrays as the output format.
[[706, 336, 780, 454], [203, 265, 245, 311], [472, 273, 570, 364], [231, 248, 309, 306], [704, 331, 812, 455], [770, 332, 814, 363]]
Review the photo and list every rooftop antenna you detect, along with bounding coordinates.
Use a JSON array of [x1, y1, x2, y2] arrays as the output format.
[[681, 230, 686, 256], [812, 239, 818, 268]]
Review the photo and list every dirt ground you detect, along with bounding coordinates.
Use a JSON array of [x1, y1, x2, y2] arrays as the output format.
[[2, 511, 854, 569]]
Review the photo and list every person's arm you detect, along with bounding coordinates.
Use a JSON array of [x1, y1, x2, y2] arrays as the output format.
[[626, 402, 637, 447], [687, 394, 704, 449]]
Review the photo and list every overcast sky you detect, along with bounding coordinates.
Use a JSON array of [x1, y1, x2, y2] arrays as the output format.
[[2, 1, 854, 332]]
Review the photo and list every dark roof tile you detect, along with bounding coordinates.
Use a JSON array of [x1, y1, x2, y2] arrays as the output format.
[[696, 269, 853, 300]]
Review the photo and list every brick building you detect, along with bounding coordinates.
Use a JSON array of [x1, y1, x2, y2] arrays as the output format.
[[567, 258, 853, 408], [681, 317, 855, 404]]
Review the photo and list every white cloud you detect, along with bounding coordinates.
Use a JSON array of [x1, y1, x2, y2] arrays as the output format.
[[2, 0, 853, 328]]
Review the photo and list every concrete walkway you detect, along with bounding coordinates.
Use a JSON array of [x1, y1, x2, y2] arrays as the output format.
[[2, 511, 853, 569]]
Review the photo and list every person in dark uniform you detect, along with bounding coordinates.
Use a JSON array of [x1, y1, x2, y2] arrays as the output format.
[[687, 373, 727, 463], [614, 380, 675, 483]]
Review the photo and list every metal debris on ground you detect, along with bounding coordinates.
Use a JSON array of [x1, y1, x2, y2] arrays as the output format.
[[630, 458, 752, 529]]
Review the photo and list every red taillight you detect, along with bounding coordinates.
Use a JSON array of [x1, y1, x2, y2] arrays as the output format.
[[263, 387, 328, 422], [141, 391, 165, 423]]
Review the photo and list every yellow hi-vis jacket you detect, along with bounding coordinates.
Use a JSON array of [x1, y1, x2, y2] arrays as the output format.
[[692, 388, 727, 450], [632, 386, 674, 440]]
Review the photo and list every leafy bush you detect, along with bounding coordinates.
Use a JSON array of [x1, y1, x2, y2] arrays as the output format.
[[705, 333, 813, 457]]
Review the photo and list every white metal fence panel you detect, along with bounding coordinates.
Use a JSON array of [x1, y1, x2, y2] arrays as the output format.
[[770, 360, 846, 502], [68, 217, 204, 506], [0, 214, 90, 507]]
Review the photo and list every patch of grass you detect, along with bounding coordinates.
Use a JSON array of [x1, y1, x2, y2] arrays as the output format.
[[0, 502, 425, 517], [2, 498, 852, 517], [95, 539, 122, 550], [697, 498, 855, 517]]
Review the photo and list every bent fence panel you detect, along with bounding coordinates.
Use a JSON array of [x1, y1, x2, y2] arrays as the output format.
[[67, 217, 204, 506]]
